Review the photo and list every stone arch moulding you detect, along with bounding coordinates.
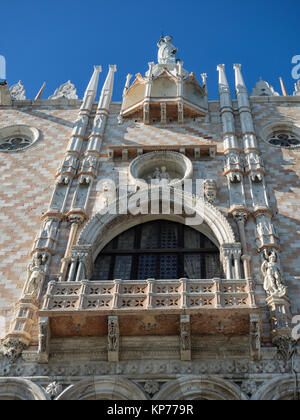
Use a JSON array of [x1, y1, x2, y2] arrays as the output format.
[[251, 375, 300, 401], [153, 376, 248, 400], [57, 377, 148, 400], [77, 193, 237, 260], [0, 378, 49, 400]]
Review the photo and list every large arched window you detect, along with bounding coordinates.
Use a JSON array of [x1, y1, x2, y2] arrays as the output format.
[[92, 221, 222, 281]]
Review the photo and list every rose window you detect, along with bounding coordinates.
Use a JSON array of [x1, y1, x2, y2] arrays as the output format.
[[268, 133, 300, 148]]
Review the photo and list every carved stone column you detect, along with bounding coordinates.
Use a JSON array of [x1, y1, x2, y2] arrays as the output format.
[[108, 316, 119, 362], [60, 215, 84, 281], [233, 211, 251, 279], [68, 245, 93, 282], [180, 315, 191, 361]]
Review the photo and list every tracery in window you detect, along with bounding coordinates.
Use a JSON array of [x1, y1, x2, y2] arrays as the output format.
[[92, 221, 222, 281], [0, 137, 32, 151], [268, 133, 300, 148]]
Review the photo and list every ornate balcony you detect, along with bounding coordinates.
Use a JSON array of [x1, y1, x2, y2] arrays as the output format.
[[41, 278, 257, 314], [37, 278, 261, 362]]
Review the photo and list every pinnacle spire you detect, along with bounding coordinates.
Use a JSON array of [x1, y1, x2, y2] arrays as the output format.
[[97, 65, 117, 111]]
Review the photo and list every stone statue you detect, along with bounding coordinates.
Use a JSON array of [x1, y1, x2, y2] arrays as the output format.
[[49, 80, 78, 100], [148, 166, 171, 183], [41, 219, 59, 239], [9, 80, 26, 100], [82, 155, 98, 171], [181, 323, 191, 351], [108, 318, 119, 351], [24, 253, 48, 298], [261, 249, 287, 297], [61, 155, 78, 172], [157, 36, 178, 65]]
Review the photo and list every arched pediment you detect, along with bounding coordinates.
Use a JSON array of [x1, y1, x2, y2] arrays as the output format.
[[77, 193, 236, 260]]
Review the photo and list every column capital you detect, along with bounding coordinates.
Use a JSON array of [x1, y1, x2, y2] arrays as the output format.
[[233, 210, 248, 224]]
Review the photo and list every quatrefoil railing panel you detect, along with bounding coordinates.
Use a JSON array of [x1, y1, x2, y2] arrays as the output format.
[[42, 278, 257, 312]]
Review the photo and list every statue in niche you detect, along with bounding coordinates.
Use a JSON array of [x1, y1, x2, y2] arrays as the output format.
[[181, 323, 191, 351], [257, 220, 278, 238], [157, 36, 178, 65], [24, 253, 48, 298], [261, 249, 287, 297], [108, 318, 119, 351], [61, 155, 78, 173], [82, 155, 98, 171], [41, 219, 59, 239], [147, 166, 171, 183]]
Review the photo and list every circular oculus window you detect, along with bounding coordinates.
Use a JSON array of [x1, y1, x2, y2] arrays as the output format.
[[268, 132, 300, 148], [0, 125, 40, 152]]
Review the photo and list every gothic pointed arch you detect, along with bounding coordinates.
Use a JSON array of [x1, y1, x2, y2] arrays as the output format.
[[57, 377, 147, 400], [154, 376, 248, 400]]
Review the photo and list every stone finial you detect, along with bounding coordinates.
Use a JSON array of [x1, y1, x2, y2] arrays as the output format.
[[233, 63, 246, 89]]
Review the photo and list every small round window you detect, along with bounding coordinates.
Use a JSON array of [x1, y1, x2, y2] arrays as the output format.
[[0, 125, 40, 152], [268, 133, 300, 148], [0, 137, 32, 151]]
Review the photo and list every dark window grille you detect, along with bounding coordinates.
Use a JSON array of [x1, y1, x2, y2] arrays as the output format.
[[92, 221, 222, 281]]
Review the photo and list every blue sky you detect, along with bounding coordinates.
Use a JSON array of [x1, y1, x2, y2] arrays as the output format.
[[0, 0, 299, 101]]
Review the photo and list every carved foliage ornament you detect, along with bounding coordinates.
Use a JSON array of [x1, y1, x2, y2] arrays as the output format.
[[0, 338, 27, 363], [49, 80, 78, 100], [9, 80, 26, 100], [273, 335, 298, 362]]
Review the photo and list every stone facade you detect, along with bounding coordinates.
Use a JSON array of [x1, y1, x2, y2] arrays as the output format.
[[0, 37, 299, 400]]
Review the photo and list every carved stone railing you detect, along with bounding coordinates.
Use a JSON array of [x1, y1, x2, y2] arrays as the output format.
[[41, 278, 257, 313]]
